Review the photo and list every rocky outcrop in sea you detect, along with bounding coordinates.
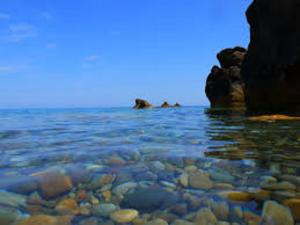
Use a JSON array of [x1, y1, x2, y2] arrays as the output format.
[[242, 0, 300, 114], [133, 99, 153, 109], [205, 47, 246, 108], [134, 99, 181, 109], [206, 0, 300, 114], [161, 102, 171, 108]]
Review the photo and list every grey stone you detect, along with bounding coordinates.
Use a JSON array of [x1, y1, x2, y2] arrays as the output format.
[[121, 186, 178, 212], [0, 190, 26, 208], [92, 203, 117, 217]]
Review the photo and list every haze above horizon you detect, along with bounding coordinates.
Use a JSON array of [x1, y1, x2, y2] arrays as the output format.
[[0, 0, 251, 108]]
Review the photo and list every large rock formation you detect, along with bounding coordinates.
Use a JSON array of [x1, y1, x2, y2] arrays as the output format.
[[205, 47, 247, 108], [242, 0, 300, 113]]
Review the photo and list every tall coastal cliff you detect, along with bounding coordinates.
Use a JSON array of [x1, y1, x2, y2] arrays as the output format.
[[206, 0, 300, 114], [242, 0, 300, 113]]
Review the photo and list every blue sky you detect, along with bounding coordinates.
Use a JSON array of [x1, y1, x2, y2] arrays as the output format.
[[0, 0, 251, 108]]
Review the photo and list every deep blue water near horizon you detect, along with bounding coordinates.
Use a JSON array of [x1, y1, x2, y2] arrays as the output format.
[[0, 106, 300, 224]]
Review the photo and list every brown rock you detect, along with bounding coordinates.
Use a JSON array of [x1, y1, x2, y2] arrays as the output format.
[[99, 174, 115, 186], [262, 201, 294, 225], [243, 210, 261, 225], [110, 209, 139, 223], [213, 183, 234, 190], [108, 156, 126, 166], [102, 190, 112, 201], [194, 208, 217, 225], [134, 99, 153, 109], [211, 201, 229, 220], [145, 218, 168, 225], [217, 47, 247, 68], [189, 172, 213, 190], [33, 171, 73, 199], [205, 47, 246, 108], [283, 198, 300, 220], [17, 215, 73, 225], [55, 198, 79, 215], [161, 102, 171, 108], [249, 189, 271, 201], [220, 191, 252, 202], [76, 190, 87, 202]]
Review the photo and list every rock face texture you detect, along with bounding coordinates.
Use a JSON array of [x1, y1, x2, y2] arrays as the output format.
[[133, 99, 153, 109], [205, 47, 247, 108], [242, 0, 300, 113]]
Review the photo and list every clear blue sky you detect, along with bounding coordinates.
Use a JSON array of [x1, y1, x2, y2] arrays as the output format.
[[0, 0, 251, 108]]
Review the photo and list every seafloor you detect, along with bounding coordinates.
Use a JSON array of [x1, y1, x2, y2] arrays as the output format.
[[0, 107, 299, 225]]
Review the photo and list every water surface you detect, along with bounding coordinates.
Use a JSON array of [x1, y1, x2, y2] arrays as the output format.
[[0, 107, 299, 224]]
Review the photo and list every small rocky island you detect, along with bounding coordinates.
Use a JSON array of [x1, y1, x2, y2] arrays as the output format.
[[134, 99, 181, 109], [133, 99, 153, 109]]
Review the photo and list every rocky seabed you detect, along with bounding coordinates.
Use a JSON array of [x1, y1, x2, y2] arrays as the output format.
[[0, 150, 300, 225]]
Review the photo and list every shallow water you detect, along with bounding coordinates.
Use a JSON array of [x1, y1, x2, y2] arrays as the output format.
[[0, 107, 300, 225]]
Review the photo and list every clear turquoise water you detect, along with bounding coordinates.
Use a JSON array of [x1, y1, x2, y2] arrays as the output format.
[[0, 106, 300, 224]]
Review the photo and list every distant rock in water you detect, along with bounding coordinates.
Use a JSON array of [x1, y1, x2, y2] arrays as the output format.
[[242, 0, 300, 114], [134, 99, 181, 109], [133, 99, 153, 109], [205, 47, 246, 108], [161, 101, 171, 108]]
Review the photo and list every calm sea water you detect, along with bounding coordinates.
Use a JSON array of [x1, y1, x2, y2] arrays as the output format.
[[0, 106, 300, 224]]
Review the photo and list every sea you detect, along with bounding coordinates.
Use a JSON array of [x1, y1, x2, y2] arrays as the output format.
[[0, 106, 299, 225]]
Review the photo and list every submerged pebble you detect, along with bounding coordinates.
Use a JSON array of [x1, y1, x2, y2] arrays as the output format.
[[262, 201, 294, 225], [0, 205, 24, 225], [16, 215, 73, 225], [195, 208, 217, 225], [92, 203, 117, 217], [33, 171, 73, 199], [189, 172, 213, 190], [0, 190, 27, 208], [121, 186, 178, 212], [283, 198, 300, 221], [110, 209, 138, 223]]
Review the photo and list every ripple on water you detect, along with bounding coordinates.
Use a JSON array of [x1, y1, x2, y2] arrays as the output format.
[[0, 107, 299, 224]]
